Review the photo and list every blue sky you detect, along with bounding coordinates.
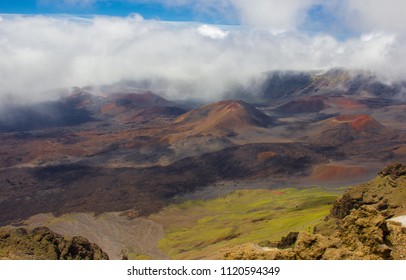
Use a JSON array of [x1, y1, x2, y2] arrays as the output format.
[[0, 0, 236, 24]]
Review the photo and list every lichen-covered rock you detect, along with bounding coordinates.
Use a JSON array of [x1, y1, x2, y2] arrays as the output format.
[[293, 232, 338, 260], [335, 206, 392, 259], [276, 232, 299, 249], [378, 163, 406, 180], [223, 164, 406, 260], [386, 221, 406, 259], [223, 243, 297, 260], [224, 205, 404, 260], [330, 163, 406, 219], [0, 227, 109, 260], [330, 192, 364, 219]]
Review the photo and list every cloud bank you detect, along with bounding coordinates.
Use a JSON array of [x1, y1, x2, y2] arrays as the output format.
[[0, 1, 406, 102]]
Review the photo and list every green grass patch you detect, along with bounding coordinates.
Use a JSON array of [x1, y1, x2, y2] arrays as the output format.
[[153, 188, 338, 259]]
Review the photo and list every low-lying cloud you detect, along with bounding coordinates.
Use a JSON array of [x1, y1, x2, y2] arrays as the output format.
[[0, 12, 404, 103]]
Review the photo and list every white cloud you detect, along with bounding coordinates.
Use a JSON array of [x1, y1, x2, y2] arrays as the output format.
[[0, 14, 403, 103], [344, 0, 406, 33], [197, 24, 228, 39], [137, 0, 319, 31], [229, 0, 317, 31]]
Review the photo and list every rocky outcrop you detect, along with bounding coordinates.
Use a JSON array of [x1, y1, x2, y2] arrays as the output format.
[[225, 206, 403, 260], [330, 162, 406, 219], [0, 227, 109, 260], [379, 163, 406, 180], [224, 163, 406, 260]]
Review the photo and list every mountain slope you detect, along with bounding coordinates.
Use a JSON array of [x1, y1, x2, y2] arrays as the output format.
[[275, 96, 330, 114], [262, 69, 406, 102], [312, 114, 394, 146], [99, 91, 175, 119], [174, 100, 272, 135]]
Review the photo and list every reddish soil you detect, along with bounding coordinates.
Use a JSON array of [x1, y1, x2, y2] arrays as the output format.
[[331, 97, 365, 110], [309, 164, 368, 182], [174, 100, 272, 136], [257, 151, 278, 162], [333, 114, 384, 131]]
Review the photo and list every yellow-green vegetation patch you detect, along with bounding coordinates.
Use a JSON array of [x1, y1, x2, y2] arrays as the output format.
[[127, 252, 153, 260], [151, 188, 338, 259], [0, 248, 9, 258]]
